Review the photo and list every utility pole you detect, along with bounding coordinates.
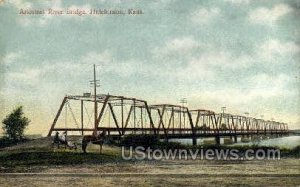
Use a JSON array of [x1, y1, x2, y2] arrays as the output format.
[[180, 98, 187, 129], [90, 64, 100, 134], [245, 112, 249, 132], [94, 64, 97, 133], [221, 107, 226, 115]]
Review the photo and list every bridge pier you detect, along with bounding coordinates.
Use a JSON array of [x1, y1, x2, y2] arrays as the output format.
[[192, 137, 197, 146], [230, 136, 237, 143], [232, 135, 238, 143], [215, 135, 220, 145], [164, 137, 169, 143]]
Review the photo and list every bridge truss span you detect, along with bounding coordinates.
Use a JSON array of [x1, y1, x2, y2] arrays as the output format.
[[48, 94, 289, 138]]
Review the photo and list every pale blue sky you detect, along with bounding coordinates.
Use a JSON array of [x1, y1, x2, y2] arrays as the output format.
[[0, 0, 299, 134]]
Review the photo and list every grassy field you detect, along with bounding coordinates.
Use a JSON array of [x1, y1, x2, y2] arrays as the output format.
[[0, 137, 299, 186]]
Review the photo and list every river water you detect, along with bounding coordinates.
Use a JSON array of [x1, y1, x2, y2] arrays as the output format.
[[168, 135, 300, 149], [232, 135, 300, 149]]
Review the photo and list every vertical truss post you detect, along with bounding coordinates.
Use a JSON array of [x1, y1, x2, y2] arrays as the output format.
[[81, 100, 84, 135], [133, 99, 136, 131], [140, 107, 143, 130], [179, 107, 182, 130], [121, 99, 124, 135], [172, 107, 175, 134]]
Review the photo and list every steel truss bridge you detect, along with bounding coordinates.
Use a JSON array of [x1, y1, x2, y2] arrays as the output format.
[[48, 94, 289, 144]]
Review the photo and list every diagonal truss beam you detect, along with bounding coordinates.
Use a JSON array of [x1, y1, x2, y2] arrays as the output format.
[[108, 103, 122, 135], [47, 96, 68, 136]]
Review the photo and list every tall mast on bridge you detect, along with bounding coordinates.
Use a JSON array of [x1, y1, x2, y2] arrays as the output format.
[[94, 64, 97, 133], [91, 64, 100, 134]]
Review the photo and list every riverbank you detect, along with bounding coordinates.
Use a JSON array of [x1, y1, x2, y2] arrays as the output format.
[[0, 137, 299, 186]]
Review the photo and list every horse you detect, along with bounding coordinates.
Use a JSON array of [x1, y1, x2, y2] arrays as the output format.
[[82, 130, 106, 153]]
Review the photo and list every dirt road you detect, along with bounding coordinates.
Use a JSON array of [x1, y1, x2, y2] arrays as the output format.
[[0, 159, 299, 186]]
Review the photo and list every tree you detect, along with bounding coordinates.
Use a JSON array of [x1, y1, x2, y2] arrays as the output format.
[[2, 106, 30, 141]]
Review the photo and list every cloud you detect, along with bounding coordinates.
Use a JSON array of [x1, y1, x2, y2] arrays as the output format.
[[164, 37, 199, 53], [151, 36, 255, 82], [82, 51, 112, 65], [173, 51, 254, 82], [7, 0, 32, 8], [187, 73, 296, 118], [195, 51, 252, 69], [257, 39, 300, 60], [223, 0, 252, 5], [247, 73, 294, 94], [2, 52, 24, 65], [6, 68, 41, 86], [152, 36, 200, 57], [4, 51, 148, 85], [191, 7, 220, 25], [149, 0, 176, 8], [249, 3, 292, 25], [82, 51, 149, 77], [3, 50, 94, 91]]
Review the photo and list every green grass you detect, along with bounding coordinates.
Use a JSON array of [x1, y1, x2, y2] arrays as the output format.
[[0, 147, 125, 172], [280, 145, 300, 157], [0, 137, 30, 148], [0, 151, 121, 167], [0, 138, 125, 172]]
